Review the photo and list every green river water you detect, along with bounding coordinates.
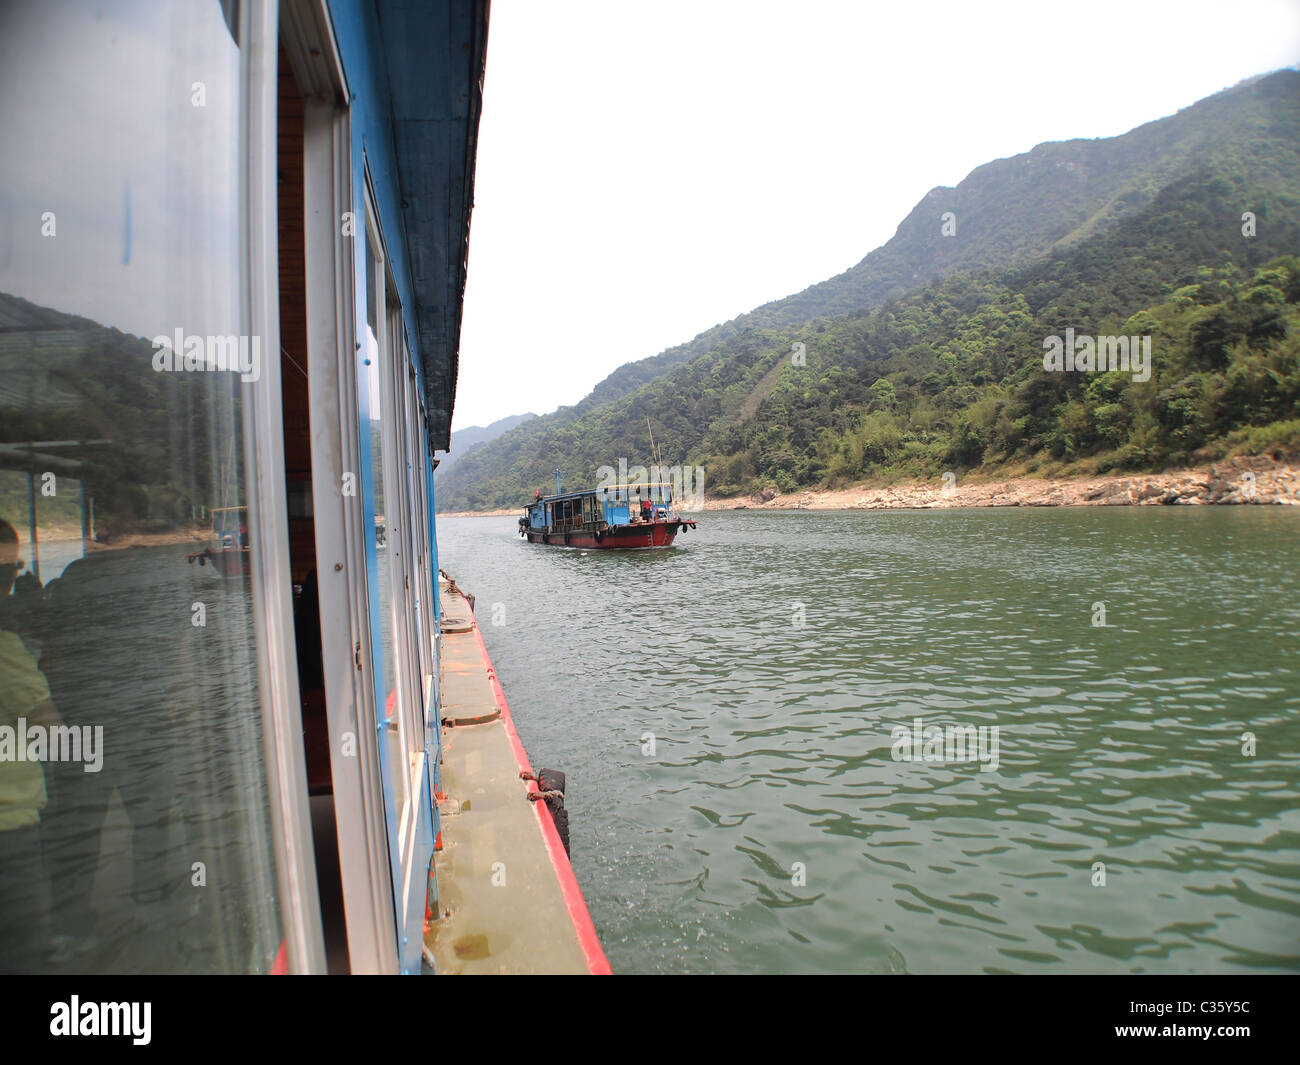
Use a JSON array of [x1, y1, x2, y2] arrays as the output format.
[[437, 507, 1300, 974]]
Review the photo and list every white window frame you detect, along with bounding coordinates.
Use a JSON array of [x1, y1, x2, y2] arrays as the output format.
[[284, 0, 400, 973], [362, 178, 431, 967], [239, 0, 328, 974]]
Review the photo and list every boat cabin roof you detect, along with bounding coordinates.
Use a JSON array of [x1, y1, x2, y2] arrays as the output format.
[[527, 483, 674, 508], [528, 489, 597, 507]]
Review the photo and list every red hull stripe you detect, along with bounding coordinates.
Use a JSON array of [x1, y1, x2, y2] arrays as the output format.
[[527, 526, 680, 549], [469, 611, 613, 975]]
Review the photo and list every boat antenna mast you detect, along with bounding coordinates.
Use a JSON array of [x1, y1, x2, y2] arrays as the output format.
[[647, 416, 672, 513]]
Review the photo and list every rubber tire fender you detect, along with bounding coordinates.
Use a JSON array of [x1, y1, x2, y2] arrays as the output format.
[[547, 800, 571, 858], [538, 768, 569, 856]]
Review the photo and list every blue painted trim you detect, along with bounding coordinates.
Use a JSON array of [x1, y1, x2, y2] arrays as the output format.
[[328, 0, 456, 975], [328, 0, 420, 371]]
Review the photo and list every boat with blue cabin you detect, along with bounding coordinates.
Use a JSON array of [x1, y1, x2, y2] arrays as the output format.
[[520, 471, 698, 548]]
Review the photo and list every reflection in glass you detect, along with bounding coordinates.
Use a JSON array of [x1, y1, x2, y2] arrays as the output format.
[[361, 239, 409, 827], [0, 0, 281, 972]]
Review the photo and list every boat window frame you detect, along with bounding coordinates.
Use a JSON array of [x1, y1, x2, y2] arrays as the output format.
[[284, 0, 400, 973], [360, 187, 414, 874], [402, 360, 436, 712], [378, 295, 426, 851], [359, 170, 434, 970], [239, 0, 328, 974]]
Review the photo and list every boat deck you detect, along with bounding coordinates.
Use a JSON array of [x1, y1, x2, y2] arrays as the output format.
[[425, 581, 609, 974]]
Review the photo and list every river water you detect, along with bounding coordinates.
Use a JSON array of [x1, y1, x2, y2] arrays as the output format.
[[436, 507, 1300, 974], [1, 543, 282, 973]]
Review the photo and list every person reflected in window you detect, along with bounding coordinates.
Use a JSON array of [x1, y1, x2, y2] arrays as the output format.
[[39, 547, 186, 965], [0, 517, 58, 973]]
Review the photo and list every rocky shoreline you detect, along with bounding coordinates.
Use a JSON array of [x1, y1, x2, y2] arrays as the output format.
[[714, 454, 1300, 511], [23, 527, 204, 549], [437, 455, 1300, 517], [439, 507, 519, 518]]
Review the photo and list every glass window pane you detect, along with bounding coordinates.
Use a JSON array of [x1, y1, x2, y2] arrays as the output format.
[[406, 380, 432, 688], [385, 336, 422, 769], [360, 237, 409, 826], [0, 0, 281, 973]]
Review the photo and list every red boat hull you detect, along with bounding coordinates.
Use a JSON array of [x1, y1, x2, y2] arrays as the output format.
[[524, 520, 691, 549]]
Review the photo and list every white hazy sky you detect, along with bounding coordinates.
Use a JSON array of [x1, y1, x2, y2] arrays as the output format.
[[452, 0, 1300, 433], [0, 0, 240, 342]]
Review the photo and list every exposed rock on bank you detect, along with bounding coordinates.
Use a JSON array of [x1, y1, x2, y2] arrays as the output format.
[[711, 455, 1300, 511]]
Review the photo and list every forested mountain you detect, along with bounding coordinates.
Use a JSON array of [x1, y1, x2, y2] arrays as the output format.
[[439, 70, 1300, 511], [0, 293, 237, 538], [434, 411, 535, 479]]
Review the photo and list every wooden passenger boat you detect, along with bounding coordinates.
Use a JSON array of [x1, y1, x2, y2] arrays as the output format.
[[519, 480, 697, 548]]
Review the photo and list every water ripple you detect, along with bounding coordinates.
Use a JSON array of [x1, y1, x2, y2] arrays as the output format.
[[441, 508, 1300, 973]]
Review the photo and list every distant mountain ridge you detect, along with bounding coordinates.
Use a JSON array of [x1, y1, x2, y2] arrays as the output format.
[[440, 70, 1300, 511], [434, 411, 536, 480]]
